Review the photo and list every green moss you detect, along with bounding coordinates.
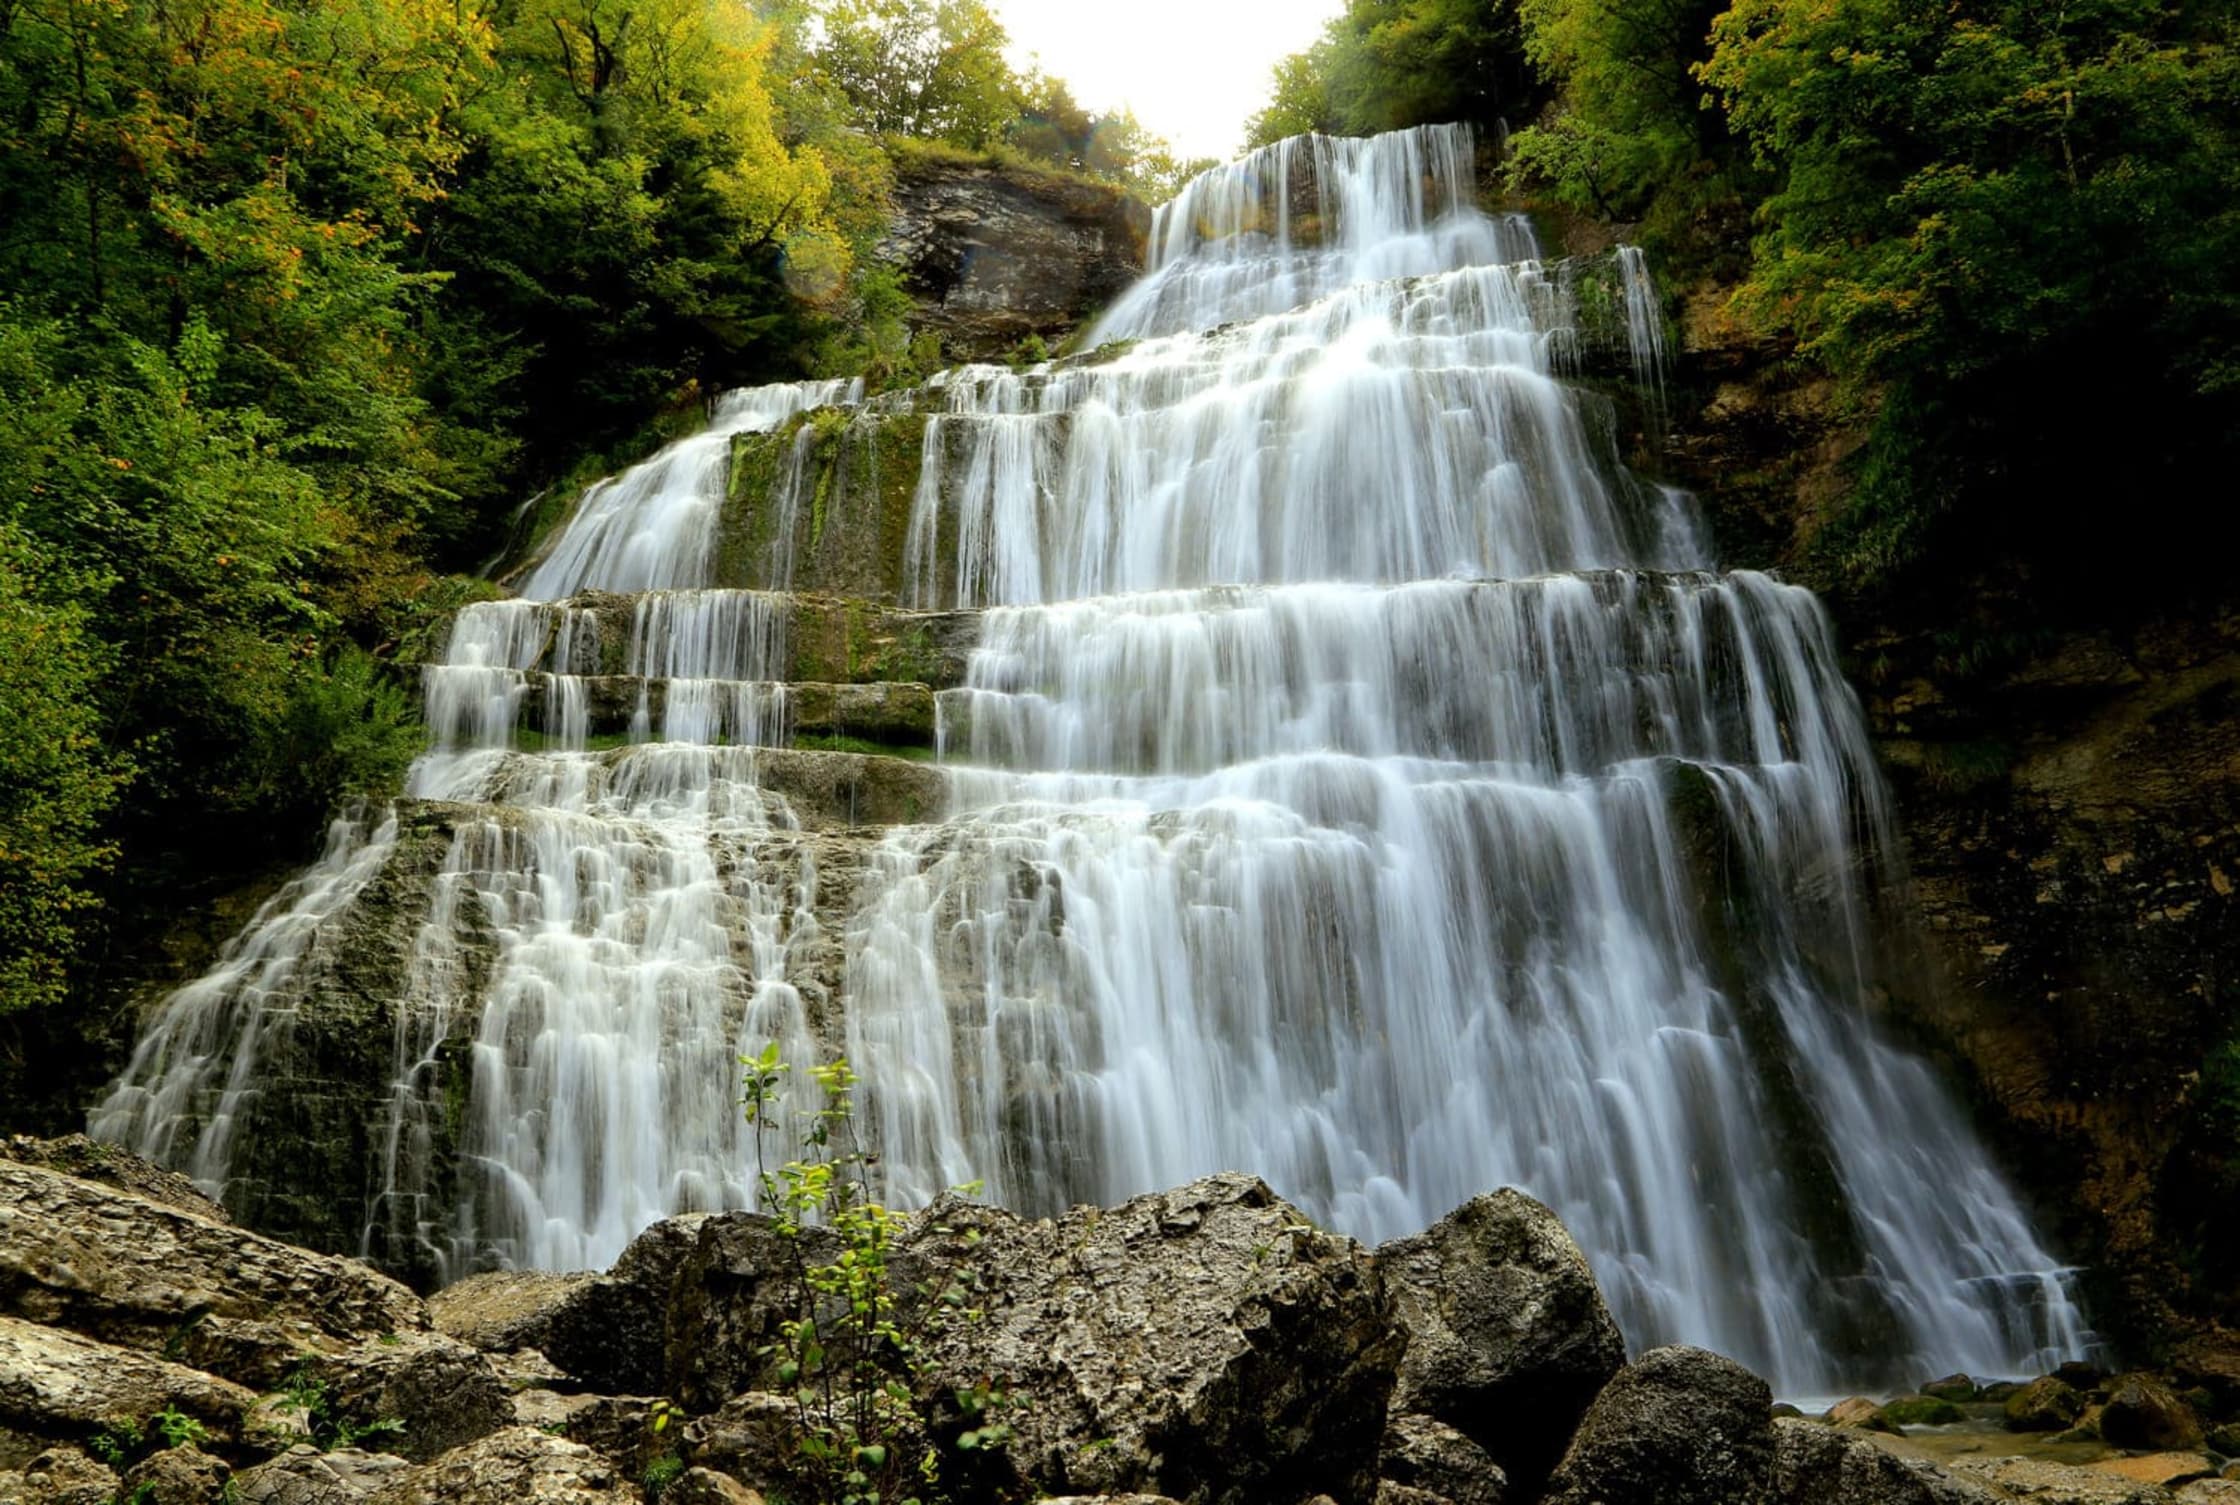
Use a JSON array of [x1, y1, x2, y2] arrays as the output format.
[[1880, 1395, 1965, 1428], [718, 428, 797, 589], [511, 729, 638, 754]]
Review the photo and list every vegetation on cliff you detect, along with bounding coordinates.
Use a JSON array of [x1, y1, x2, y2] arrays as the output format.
[[0, 0, 1177, 1043], [1257, 0, 2240, 606]]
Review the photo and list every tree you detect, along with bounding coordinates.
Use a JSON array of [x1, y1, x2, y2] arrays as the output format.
[[815, 0, 1020, 147]]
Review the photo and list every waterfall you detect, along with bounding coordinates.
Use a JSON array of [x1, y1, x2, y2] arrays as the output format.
[[93, 124, 2093, 1393]]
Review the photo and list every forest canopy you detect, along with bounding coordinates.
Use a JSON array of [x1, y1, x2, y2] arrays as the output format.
[[0, 0, 1185, 1021], [1252, 0, 2240, 598]]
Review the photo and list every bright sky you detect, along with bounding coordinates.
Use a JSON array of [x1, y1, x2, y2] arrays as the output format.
[[987, 0, 1347, 167]]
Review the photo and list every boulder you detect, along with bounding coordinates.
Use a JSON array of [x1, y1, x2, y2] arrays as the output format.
[[2007, 1375, 2088, 1432], [1950, 1456, 2180, 1504], [1922, 1375, 1979, 1403], [364, 1426, 638, 1504], [2, 1445, 122, 1504], [2208, 1422, 2240, 1455], [2178, 1483, 2240, 1503], [428, 1271, 595, 1356], [119, 1442, 230, 1503], [661, 1468, 764, 1504], [0, 1315, 257, 1468], [0, 1160, 425, 1388], [1829, 1397, 1900, 1433], [913, 1174, 1402, 1505], [1375, 1189, 1626, 1490], [678, 1390, 800, 1500], [1540, 1345, 1776, 1505], [2173, 1338, 2240, 1418], [313, 1330, 514, 1462], [540, 1214, 733, 1395], [2104, 1374, 2208, 1452], [231, 1444, 417, 1504], [1378, 1413, 1508, 1505], [1770, 1418, 2009, 1505]]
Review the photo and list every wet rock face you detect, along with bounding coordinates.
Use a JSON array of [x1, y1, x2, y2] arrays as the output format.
[[1541, 1344, 1777, 1505], [1376, 1188, 1627, 1492], [879, 156, 1150, 362]]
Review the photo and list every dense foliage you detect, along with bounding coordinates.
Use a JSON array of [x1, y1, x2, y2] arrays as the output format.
[[1254, 0, 2240, 601], [0, 0, 1182, 1034]]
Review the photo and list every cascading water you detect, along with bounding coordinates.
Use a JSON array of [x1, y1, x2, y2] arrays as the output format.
[[94, 124, 2092, 1393]]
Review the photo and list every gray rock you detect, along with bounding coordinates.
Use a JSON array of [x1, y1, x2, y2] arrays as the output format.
[[2103, 1373, 2207, 1452], [1541, 1345, 1777, 1505], [877, 155, 1149, 361], [231, 1445, 417, 1505], [1378, 1413, 1508, 1505], [540, 1214, 718, 1394], [0, 1160, 425, 1388], [1376, 1189, 1626, 1491], [910, 1174, 1401, 1505], [1771, 1417, 2009, 1504], [364, 1426, 638, 1504], [0, 1315, 256, 1468], [314, 1330, 513, 1462], [3, 1445, 121, 1504], [2178, 1482, 2240, 1503], [678, 1390, 799, 1500], [119, 1442, 230, 1503], [1949, 1455, 2178, 1504], [428, 1271, 595, 1356]]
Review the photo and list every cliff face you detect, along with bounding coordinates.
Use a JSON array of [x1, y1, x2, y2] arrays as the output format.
[[877, 151, 1151, 361], [1665, 291, 2240, 1355]]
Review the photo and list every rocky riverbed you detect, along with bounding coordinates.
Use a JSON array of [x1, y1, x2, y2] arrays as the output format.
[[3, 1137, 2237, 1505]]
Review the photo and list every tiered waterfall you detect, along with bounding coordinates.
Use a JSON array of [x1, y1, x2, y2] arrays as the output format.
[[94, 124, 2093, 1394]]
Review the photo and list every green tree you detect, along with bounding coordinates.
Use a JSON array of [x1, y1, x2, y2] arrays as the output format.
[[814, 0, 1020, 147], [1701, 0, 2240, 590]]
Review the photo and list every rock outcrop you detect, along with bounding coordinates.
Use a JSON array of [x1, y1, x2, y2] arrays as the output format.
[[879, 149, 1150, 362], [1540, 1345, 1778, 1505], [1376, 1189, 1627, 1491]]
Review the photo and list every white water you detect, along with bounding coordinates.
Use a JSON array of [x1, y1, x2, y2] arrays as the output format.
[[95, 125, 2093, 1392]]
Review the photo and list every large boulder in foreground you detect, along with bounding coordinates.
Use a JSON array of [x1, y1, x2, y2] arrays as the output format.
[[913, 1173, 1402, 1505], [0, 1315, 257, 1468], [0, 1159, 422, 1385], [0, 1150, 510, 1467], [1541, 1344, 1776, 1505], [1376, 1189, 1627, 1490]]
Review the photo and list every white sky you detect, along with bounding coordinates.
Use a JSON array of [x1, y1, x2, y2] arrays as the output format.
[[987, 0, 1346, 166]]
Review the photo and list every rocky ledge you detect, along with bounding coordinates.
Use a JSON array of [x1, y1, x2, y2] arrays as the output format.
[[5, 1145, 2239, 1505]]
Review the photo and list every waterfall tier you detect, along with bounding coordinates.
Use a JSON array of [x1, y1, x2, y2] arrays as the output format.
[[94, 124, 2092, 1394]]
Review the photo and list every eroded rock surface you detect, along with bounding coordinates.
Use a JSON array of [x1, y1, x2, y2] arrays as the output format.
[[1377, 1189, 1626, 1491], [1541, 1344, 1777, 1505]]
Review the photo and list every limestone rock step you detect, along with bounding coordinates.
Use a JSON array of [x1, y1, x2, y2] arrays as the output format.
[[507, 676, 938, 749]]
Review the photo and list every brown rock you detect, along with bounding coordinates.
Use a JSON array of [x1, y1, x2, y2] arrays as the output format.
[[2007, 1375, 2088, 1432], [312, 1330, 513, 1462], [1950, 1455, 2180, 1504], [1829, 1396, 1900, 1432], [0, 1160, 425, 1388], [1770, 1418, 2009, 1505], [428, 1271, 595, 1356], [2103, 1374, 2207, 1452], [230, 1444, 417, 1504], [119, 1443, 230, 1503], [4, 1445, 122, 1504], [364, 1426, 637, 1504], [0, 1315, 256, 1468], [0, 1137, 228, 1223], [2177, 1482, 2240, 1503], [2090, 1456, 2216, 1488], [661, 1469, 764, 1505]]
